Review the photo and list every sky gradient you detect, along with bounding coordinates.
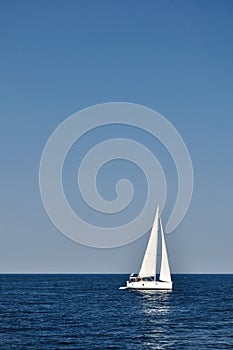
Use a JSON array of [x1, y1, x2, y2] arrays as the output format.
[[1, 0, 233, 273]]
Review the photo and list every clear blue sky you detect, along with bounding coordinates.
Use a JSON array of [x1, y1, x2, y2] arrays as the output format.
[[1, 0, 233, 273]]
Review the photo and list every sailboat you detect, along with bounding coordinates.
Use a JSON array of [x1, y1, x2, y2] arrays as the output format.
[[120, 206, 173, 290]]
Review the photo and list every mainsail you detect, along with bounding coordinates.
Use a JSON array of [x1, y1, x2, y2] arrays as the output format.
[[138, 206, 159, 277], [159, 218, 172, 282]]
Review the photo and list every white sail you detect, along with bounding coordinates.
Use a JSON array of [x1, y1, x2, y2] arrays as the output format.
[[159, 218, 172, 283], [138, 206, 159, 277]]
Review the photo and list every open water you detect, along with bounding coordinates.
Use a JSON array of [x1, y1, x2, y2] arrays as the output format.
[[0, 274, 233, 349]]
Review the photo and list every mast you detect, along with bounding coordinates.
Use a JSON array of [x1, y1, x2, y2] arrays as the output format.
[[138, 206, 159, 278], [159, 218, 172, 282]]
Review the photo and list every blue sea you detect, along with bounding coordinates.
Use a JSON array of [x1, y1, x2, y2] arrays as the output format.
[[0, 274, 233, 349]]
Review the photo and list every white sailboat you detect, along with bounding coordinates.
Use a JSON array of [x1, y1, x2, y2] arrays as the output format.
[[120, 206, 173, 290]]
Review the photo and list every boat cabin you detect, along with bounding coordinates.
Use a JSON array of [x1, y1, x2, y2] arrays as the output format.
[[129, 274, 155, 283]]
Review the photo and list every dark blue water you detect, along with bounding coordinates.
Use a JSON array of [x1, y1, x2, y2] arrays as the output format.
[[0, 275, 233, 349]]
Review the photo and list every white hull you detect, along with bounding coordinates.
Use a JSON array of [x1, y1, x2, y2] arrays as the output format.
[[125, 280, 172, 290]]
